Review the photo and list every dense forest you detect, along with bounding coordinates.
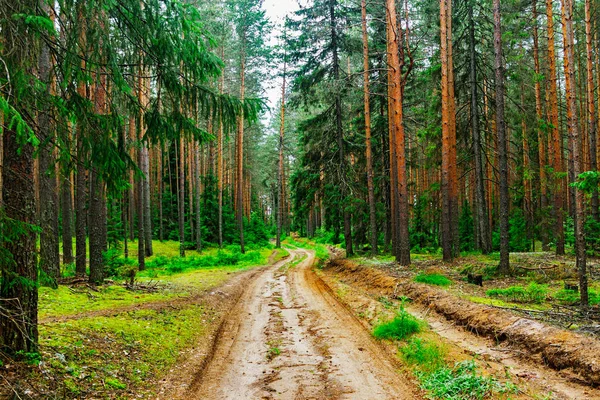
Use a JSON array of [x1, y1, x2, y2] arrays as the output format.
[[1, 0, 600, 397]]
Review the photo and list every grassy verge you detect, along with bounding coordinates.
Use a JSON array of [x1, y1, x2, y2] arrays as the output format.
[[7, 240, 275, 399], [283, 237, 330, 266], [372, 304, 518, 400]]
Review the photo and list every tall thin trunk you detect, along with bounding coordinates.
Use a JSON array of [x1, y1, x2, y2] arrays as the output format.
[[446, 0, 459, 257], [387, 0, 410, 265], [143, 144, 152, 256], [385, 26, 397, 255], [218, 51, 225, 249], [494, 0, 510, 274], [561, 0, 588, 308], [178, 134, 186, 257], [276, 50, 287, 249], [362, 0, 378, 255], [469, 1, 490, 254], [585, 0, 598, 221], [1, 103, 38, 354], [533, 0, 550, 251], [546, 0, 565, 255], [195, 139, 202, 252], [38, 2, 60, 284], [329, 0, 353, 256], [237, 42, 246, 254], [75, 10, 87, 277], [61, 170, 73, 264], [440, 0, 452, 261]]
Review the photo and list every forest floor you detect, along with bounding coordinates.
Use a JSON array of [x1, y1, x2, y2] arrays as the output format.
[[322, 251, 600, 400], [1, 241, 287, 399]]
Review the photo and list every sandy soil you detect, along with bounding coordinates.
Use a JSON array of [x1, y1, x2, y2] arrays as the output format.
[[320, 260, 600, 400], [187, 249, 418, 400]]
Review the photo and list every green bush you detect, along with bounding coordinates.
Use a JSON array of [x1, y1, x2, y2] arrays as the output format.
[[486, 282, 548, 304], [414, 273, 452, 286], [555, 288, 600, 305], [373, 309, 422, 340], [400, 337, 445, 373]]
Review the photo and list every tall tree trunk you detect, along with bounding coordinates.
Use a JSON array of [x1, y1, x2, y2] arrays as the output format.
[[362, 0, 378, 255], [468, 1, 490, 254], [143, 144, 152, 256], [585, 0, 598, 221], [38, 2, 60, 284], [561, 0, 588, 308], [386, 7, 399, 258], [218, 53, 225, 249], [533, 0, 550, 251], [387, 0, 410, 265], [329, 0, 353, 256], [61, 171, 73, 264], [0, 0, 39, 352], [494, 0, 510, 274], [89, 21, 108, 284], [178, 133, 186, 257], [440, 0, 453, 261], [237, 45, 246, 254], [195, 139, 202, 252], [446, 0, 459, 257], [1, 112, 39, 354], [75, 12, 87, 277], [276, 51, 287, 249], [546, 0, 565, 255]]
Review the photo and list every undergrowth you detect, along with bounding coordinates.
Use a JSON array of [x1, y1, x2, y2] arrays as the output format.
[[486, 282, 549, 304], [414, 273, 453, 286], [373, 308, 422, 340]]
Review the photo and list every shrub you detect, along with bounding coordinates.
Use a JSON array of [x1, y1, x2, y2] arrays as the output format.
[[373, 308, 422, 340], [555, 288, 600, 306], [414, 273, 452, 287], [400, 338, 446, 372], [486, 282, 548, 304]]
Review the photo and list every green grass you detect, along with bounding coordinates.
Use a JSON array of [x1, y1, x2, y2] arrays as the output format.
[[416, 360, 514, 400], [41, 304, 215, 395], [554, 288, 600, 306], [373, 308, 422, 340], [30, 239, 278, 397], [283, 237, 330, 265], [400, 337, 446, 373], [414, 273, 453, 286], [486, 282, 548, 304]]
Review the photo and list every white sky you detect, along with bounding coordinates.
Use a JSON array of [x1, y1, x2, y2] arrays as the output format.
[[262, 0, 299, 123]]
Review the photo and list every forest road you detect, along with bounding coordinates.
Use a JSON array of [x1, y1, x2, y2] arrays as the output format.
[[188, 248, 416, 400]]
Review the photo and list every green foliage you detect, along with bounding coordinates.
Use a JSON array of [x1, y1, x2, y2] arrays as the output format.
[[414, 273, 452, 287], [105, 377, 127, 390], [15, 350, 41, 365], [492, 208, 529, 252], [555, 289, 600, 306], [373, 308, 422, 340], [400, 338, 446, 373], [486, 282, 548, 304], [145, 247, 265, 275], [416, 360, 508, 400]]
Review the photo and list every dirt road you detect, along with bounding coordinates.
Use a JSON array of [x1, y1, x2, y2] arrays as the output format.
[[188, 248, 417, 400]]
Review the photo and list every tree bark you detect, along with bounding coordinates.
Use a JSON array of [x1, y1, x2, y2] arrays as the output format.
[[468, 1, 490, 254], [546, 0, 565, 255], [494, 0, 510, 274], [585, 0, 598, 221], [237, 42, 246, 254], [329, 0, 353, 256], [533, 0, 550, 251], [387, 0, 410, 265], [561, 0, 588, 308], [362, 0, 378, 255], [38, 1, 60, 284], [276, 51, 287, 249]]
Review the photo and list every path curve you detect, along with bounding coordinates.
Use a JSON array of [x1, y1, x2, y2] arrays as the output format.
[[189, 248, 417, 400]]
